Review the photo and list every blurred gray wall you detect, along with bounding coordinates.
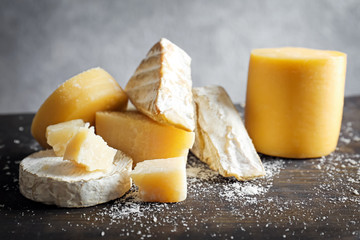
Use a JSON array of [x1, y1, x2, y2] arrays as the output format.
[[0, 0, 359, 113]]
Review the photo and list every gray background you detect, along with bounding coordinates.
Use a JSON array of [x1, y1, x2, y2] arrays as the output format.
[[1, 0, 359, 113]]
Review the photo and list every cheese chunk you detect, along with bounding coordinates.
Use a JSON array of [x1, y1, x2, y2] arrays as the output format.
[[64, 126, 117, 171], [96, 111, 195, 167], [131, 156, 187, 202], [31, 67, 128, 148], [125, 38, 195, 132], [192, 86, 265, 181], [19, 150, 132, 208], [245, 47, 347, 158], [46, 119, 86, 157]]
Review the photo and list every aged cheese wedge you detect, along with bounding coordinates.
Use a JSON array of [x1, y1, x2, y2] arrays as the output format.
[[46, 119, 86, 157], [125, 38, 195, 132], [31, 67, 128, 148], [131, 156, 187, 202], [19, 150, 132, 208], [191, 85, 265, 181], [96, 111, 195, 167], [64, 126, 117, 172]]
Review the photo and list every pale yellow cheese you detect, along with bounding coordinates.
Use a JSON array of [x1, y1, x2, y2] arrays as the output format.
[[125, 38, 195, 132], [131, 156, 187, 202], [95, 111, 195, 166], [31, 67, 128, 148], [46, 119, 86, 157], [64, 126, 117, 172]]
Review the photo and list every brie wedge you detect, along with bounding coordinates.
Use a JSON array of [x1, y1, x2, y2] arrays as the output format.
[[19, 150, 132, 207], [125, 38, 195, 132], [191, 85, 265, 181]]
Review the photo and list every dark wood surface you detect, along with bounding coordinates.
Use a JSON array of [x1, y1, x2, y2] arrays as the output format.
[[1, 97, 359, 240]]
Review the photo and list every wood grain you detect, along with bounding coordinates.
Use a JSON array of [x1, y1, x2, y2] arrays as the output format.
[[0, 97, 359, 240]]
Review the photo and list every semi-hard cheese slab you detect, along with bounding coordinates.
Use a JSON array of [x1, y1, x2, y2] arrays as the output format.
[[192, 85, 265, 181], [96, 111, 195, 167], [19, 150, 132, 208], [125, 38, 195, 132]]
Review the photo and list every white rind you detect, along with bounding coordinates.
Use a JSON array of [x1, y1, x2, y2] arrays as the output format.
[[19, 150, 132, 208], [125, 38, 195, 132], [192, 85, 265, 181]]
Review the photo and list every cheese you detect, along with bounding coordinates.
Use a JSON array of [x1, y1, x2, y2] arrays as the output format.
[[131, 156, 187, 202], [31, 67, 128, 148], [125, 38, 195, 132], [96, 111, 195, 167], [19, 150, 132, 208], [192, 85, 265, 181], [64, 126, 117, 172], [245, 47, 347, 158], [46, 119, 86, 157]]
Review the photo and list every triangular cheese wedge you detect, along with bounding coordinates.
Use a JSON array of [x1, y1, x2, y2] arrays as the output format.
[[125, 38, 195, 132], [191, 85, 265, 181]]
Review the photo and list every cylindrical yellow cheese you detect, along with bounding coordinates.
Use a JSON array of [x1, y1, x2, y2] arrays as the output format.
[[245, 47, 347, 158], [31, 68, 128, 148]]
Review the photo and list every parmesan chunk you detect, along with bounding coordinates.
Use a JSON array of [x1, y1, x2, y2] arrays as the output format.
[[46, 119, 85, 157], [64, 126, 117, 171], [131, 156, 187, 203]]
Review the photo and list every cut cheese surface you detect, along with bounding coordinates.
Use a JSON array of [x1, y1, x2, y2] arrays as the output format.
[[31, 67, 128, 148], [64, 126, 117, 172], [131, 156, 187, 202], [96, 111, 195, 167], [125, 38, 195, 132], [46, 119, 85, 157], [245, 47, 347, 158], [19, 150, 132, 208], [192, 85, 265, 181]]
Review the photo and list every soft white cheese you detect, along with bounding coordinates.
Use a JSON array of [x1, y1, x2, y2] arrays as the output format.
[[191, 85, 265, 181], [125, 38, 195, 132], [19, 150, 132, 207]]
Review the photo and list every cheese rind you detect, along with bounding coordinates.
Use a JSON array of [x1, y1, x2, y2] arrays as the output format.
[[245, 47, 347, 158], [96, 111, 195, 167], [64, 126, 117, 172], [131, 156, 187, 202], [192, 85, 265, 181], [46, 119, 85, 157], [31, 67, 128, 148], [19, 150, 132, 208], [125, 38, 195, 132]]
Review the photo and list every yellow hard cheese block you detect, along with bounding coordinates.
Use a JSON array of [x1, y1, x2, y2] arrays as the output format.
[[64, 126, 117, 171], [245, 47, 347, 158], [31, 67, 128, 148], [95, 111, 195, 166], [131, 156, 187, 202], [46, 119, 85, 157]]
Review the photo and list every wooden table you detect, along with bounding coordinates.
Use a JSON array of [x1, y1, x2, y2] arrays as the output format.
[[1, 97, 359, 240]]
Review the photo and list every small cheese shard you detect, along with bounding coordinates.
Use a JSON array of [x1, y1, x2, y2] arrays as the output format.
[[96, 111, 195, 167], [46, 119, 85, 157], [64, 126, 117, 172], [31, 67, 128, 148], [245, 47, 347, 158], [19, 150, 132, 208], [125, 38, 195, 132], [192, 85, 265, 181], [131, 156, 187, 202]]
